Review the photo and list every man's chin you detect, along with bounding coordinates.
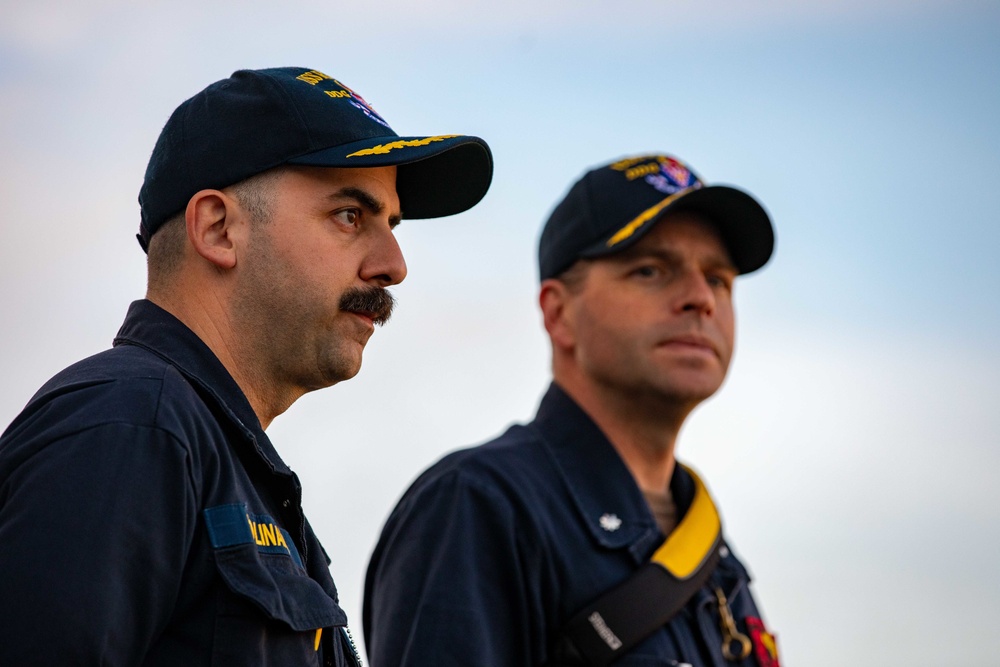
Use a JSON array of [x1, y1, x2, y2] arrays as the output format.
[[653, 372, 726, 404], [307, 352, 364, 390], [328, 360, 362, 385]]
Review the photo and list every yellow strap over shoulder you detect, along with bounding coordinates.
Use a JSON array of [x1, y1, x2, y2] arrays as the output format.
[[650, 464, 721, 579], [555, 463, 724, 665]]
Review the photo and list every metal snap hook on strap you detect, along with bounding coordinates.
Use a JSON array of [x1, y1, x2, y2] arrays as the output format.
[[713, 587, 751, 661]]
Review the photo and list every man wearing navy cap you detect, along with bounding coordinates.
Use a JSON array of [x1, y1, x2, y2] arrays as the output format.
[[0, 67, 492, 666], [364, 154, 780, 666]]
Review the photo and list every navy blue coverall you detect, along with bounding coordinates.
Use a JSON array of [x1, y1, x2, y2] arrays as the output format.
[[364, 383, 778, 666], [0, 300, 360, 666]]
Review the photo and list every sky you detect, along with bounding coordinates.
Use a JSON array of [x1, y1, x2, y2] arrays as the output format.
[[1, 1, 999, 664]]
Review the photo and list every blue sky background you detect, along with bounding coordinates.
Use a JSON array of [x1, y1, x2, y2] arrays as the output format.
[[2, 1, 998, 664]]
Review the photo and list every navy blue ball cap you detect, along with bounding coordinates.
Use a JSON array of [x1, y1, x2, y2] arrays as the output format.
[[538, 154, 774, 280], [138, 67, 493, 252]]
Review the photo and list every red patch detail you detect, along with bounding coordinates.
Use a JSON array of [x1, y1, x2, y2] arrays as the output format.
[[746, 617, 780, 667], [661, 158, 693, 187]]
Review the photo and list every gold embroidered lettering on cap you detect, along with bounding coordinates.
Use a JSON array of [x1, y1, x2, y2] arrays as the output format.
[[296, 70, 332, 85]]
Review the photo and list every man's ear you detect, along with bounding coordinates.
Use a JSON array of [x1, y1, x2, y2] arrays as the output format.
[[540, 279, 577, 351], [184, 189, 245, 270]]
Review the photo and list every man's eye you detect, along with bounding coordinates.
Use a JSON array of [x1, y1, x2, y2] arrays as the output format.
[[334, 209, 359, 226], [707, 274, 734, 290], [631, 265, 660, 278]]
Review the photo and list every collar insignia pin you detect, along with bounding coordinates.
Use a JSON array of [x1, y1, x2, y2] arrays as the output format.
[[599, 513, 622, 532]]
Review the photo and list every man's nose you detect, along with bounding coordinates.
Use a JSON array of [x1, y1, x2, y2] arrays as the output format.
[[361, 224, 408, 287], [675, 270, 715, 315]]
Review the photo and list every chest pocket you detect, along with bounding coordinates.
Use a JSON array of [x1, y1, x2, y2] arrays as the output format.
[[204, 504, 348, 665]]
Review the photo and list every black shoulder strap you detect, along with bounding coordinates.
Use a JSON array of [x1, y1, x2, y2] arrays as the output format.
[[551, 465, 723, 667]]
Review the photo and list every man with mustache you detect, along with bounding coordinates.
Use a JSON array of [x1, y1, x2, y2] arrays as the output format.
[[364, 154, 780, 666], [0, 67, 492, 666]]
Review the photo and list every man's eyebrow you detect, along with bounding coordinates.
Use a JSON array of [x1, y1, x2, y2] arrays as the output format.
[[613, 247, 681, 265], [328, 186, 403, 226], [330, 186, 383, 212], [614, 245, 737, 272]]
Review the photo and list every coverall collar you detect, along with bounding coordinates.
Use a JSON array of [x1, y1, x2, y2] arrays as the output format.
[[530, 382, 696, 564], [112, 299, 293, 477]]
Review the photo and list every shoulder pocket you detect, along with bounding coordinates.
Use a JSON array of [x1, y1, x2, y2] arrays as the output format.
[[204, 504, 347, 631]]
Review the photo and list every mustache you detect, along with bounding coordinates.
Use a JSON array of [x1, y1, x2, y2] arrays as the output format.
[[339, 286, 396, 326]]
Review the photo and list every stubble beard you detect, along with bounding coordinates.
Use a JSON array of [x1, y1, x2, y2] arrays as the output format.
[[231, 240, 399, 399], [229, 237, 349, 397], [584, 342, 728, 425]]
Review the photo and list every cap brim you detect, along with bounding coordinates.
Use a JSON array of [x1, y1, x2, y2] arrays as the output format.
[[287, 134, 493, 219], [582, 185, 774, 274]]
